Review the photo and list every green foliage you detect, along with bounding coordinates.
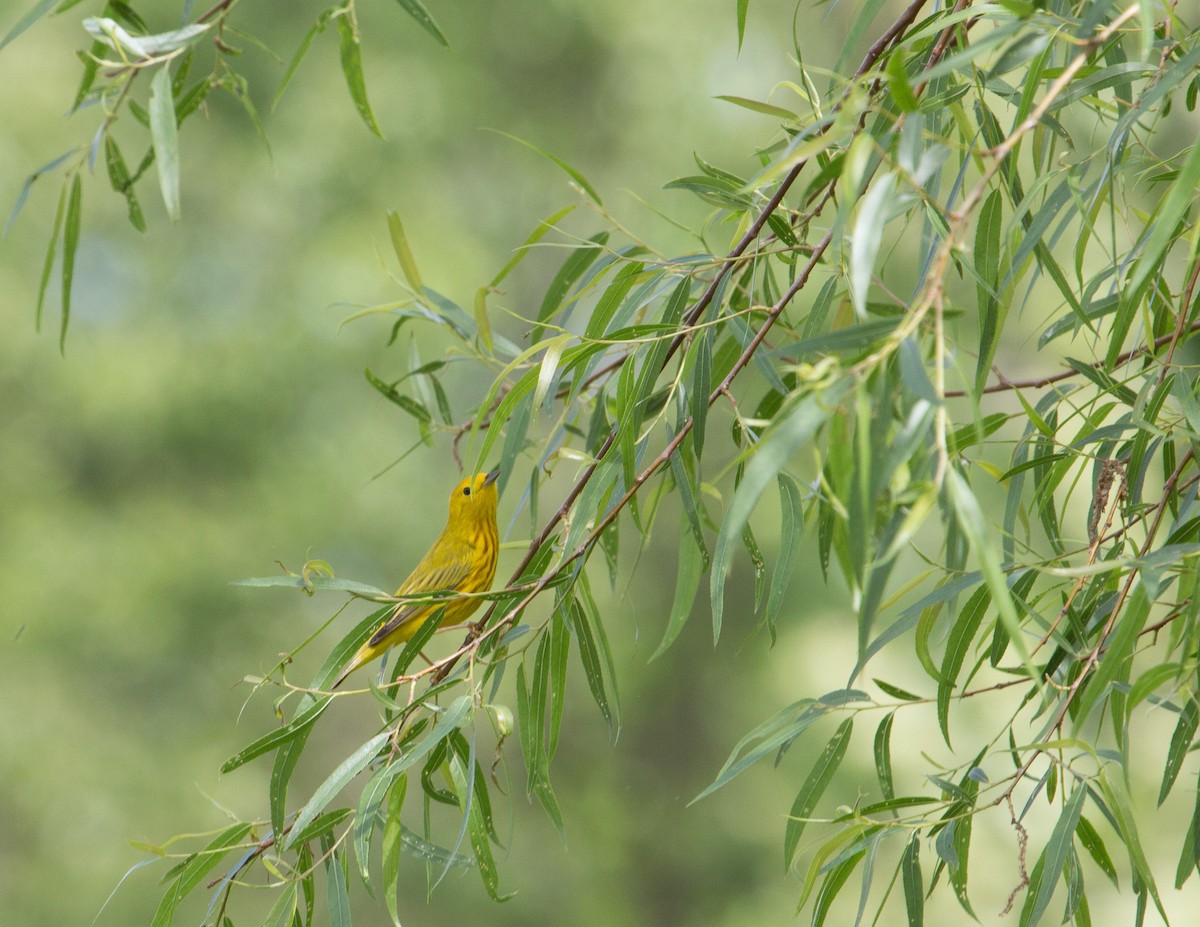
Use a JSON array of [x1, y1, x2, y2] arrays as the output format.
[[9, 0, 1200, 923]]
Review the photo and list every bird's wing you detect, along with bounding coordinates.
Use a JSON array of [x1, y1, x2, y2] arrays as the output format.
[[367, 559, 472, 648]]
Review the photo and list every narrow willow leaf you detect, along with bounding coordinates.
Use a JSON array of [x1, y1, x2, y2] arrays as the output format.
[[902, 836, 923, 927], [1175, 785, 1200, 889], [285, 731, 391, 850], [946, 468, 1038, 681], [1075, 585, 1150, 725], [532, 232, 607, 342], [546, 611, 569, 763], [874, 712, 895, 801], [1120, 125, 1200, 345], [0, 0, 58, 52], [691, 327, 713, 455], [763, 474, 804, 641], [223, 696, 332, 773], [1100, 769, 1166, 921], [148, 64, 181, 221], [712, 383, 845, 641], [567, 600, 610, 727], [1023, 785, 1086, 927], [1159, 695, 1199, 805], [336, 12, 383, 138], [973, 188, 1003, 393], [715, 94, 796, 119], [57, 172, 82, 353], [392, 0, 449, 47], [694, 699, 840, 802], [260, 883, 298, 927], [487, 129, 603, 205], [290, 807, 353, 847], [784, 719, 853, 869], [272, 7, 334, 109], [810, 850, 865, 927], [937, 584, 990, 747], [650, 534, 703, 661], [849, 172, 897, 317], [325, 847, 351, 927], [150, 823, 252, 927], [447, 753, 510, 900], [735, 0, 749, 51], [386, 209, 422, 290], [382, 774, 407, 925], [875, 679, 921, 702], [34, 178, 68, 333], [533, 333, 571, 411], [104, 136, 146, 232], [490, 204, 575, 286], [582, 259, 644, 339]]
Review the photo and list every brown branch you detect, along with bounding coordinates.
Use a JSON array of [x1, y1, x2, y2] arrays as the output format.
[[996, 446, 1196, 807], [943, 314, 1200, 399], [465, 0, 933, 612]]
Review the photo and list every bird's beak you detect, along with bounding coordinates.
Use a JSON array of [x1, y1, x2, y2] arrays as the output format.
[[484, 467, 501, 486]]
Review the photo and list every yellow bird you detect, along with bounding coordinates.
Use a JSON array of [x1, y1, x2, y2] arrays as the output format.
[[333, 468, 501, 689]]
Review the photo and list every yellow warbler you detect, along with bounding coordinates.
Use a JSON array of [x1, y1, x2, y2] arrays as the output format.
[[333, 468, 500, 689]]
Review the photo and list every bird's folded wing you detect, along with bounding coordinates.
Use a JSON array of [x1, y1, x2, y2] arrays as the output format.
[[367, 560, 472, 647]]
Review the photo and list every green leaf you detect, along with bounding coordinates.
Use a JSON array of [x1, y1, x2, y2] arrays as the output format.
[[382, 774, 406, 925], [784, 719, 853, 869], [386, 209, 422, 290], [902, 836, 924, 927], [1075, 585, 1150, 724], [58, 173, 81, 353], [973, 188, 1004, 393], [151, 823, 252, 927], [1159, 695, 1199, 805], [1113, 134, 1200, 366], [391, 0, 449, 48], [532, 232, 608, 342], [0, 0, 59, 52], [285, 732, 390, 850], [582, 259, 644, 339], [273, 8, 334, 109], [148, 64, 181, 221], [1022, 785, 1086, 927], [946, 468, 1038, 682], [1175, 785, 1200, 889], [886, 50, 918, 113], [693, 695, 865, 803], [1076, 815, 1118, 887], [849, 172, 897, 318], [650, 533, 703, 661], [487, 129, 602, 205], [325, 845, 351, 927], [874, 712, 895, 801], [715, 94, 796, 120], [260, 883, 298, 927], [231, 574, 389, 596], [810, 850, 865, 927], [735, 0, 749, 51], [447, 752, 510, 900], [1099, 768, 1167, 921], [336, 11, 383, 138], [712, 382, 845, 641], [937, 584, 990, 747], [34, 176, 68, 333], [223, 696, 333, 774], [290, 807, 353, 847], [763, 474, 804, 641]]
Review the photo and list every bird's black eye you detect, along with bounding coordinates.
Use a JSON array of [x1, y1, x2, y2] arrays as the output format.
[[463, 486, 471, 496]]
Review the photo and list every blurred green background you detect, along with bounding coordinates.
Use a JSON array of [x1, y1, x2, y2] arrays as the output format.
[[2, 1, 1198, 924]]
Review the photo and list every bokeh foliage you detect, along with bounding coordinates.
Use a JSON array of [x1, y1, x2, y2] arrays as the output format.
[[6, 0, 1200, 925]]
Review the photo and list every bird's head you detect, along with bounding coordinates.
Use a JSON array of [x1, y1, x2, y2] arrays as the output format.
[[447, 467, 500, 524]]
